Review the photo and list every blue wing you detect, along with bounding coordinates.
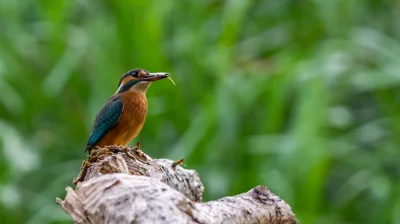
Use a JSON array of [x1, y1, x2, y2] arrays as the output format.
[[85, 97, 124, 152]]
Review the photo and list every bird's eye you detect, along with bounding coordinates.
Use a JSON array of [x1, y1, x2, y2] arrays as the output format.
[[131, 71, 139, 77]]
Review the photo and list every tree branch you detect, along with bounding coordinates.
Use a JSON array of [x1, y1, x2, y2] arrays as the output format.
[[57, 145, 297, 224]]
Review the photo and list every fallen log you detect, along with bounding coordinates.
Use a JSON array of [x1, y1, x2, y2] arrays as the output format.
[[56, 144, 297, 224]]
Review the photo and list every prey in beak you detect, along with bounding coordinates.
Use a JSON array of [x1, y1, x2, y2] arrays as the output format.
[[142, 73, 176, 86], [115, 69, 176, 94]]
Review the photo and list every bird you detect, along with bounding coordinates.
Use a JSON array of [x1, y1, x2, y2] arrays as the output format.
[[85, 68, 170, 154]]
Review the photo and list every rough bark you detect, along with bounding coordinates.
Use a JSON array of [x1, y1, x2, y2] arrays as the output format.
[[57, 145, 297, 224]]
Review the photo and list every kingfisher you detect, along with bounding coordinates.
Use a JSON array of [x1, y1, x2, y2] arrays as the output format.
[[85, 68, 171, 154]]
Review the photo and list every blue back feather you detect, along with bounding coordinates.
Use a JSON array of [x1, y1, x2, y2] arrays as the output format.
[[86, 97, 123, 152]]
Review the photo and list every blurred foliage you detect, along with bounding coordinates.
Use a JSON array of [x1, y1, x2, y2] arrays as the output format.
[[0, 0, 399, 223]]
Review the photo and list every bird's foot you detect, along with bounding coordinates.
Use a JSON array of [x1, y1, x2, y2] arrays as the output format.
[[107, 145, 133, 154], [106, 144, 122, 153]]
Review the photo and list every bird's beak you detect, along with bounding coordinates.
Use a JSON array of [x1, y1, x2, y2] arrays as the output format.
[[141, 72, 170, 82]]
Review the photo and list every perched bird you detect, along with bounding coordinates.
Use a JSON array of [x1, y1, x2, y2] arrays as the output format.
[[85, 68, 170, 154]]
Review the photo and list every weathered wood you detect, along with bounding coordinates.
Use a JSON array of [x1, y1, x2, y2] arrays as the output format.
[[74, 144, 204, 202], [57, 145, 297, 224]]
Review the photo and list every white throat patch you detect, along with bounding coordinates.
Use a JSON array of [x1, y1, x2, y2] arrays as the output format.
[[130, 81, 151, 93]]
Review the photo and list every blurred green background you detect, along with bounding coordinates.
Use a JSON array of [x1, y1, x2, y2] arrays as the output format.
[[0, 0, 399, 223]]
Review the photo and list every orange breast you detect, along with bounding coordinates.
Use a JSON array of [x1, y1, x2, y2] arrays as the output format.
[[95, 91, 148, 148]]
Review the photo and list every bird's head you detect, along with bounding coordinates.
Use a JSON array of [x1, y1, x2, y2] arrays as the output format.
[[115, 68, 169, 94]]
